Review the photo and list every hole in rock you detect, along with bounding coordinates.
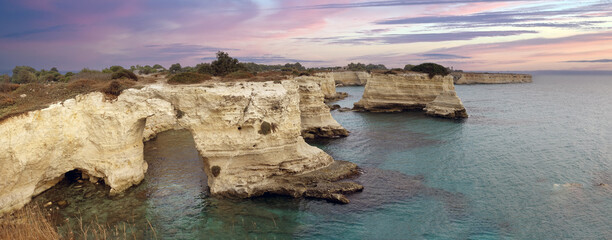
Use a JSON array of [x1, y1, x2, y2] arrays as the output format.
[[64, 169, 82, 183]]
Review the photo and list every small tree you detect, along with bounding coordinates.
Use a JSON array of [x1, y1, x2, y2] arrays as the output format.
[[111, 69, 138, 81], [169, 63, 182, 74], [14, 70, 37, 83], [11, 66, 37, 83], [196, 63, 213, 75], [50, 67, 59, 73], [211, 51, 242, 76], [404, 64, 414, 71], [109, 65, 124, 72], [411, 63, 450, 78]]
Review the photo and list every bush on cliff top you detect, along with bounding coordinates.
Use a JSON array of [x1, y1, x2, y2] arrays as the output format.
[[167, 72, 212, 85], [411, 63, 450, 78], [111, 69, 138, 81]]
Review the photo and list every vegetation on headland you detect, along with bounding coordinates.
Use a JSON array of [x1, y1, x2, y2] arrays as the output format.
[[0, 49, 457, 121], [0, 64, 144, 121], [410, 63, 451, 78]]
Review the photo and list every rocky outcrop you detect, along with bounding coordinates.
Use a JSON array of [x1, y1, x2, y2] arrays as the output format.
[[331, 71, 371, 86], [424, 90, 468, 119], [452, 72, 532, 84], [0, 80, 361, 214], [354, 73, 467, 119], [298, 73, 348, 102], [295, 78, 349, 139]]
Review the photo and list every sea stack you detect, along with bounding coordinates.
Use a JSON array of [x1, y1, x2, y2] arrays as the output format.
[[295, 77, 350, 139], [331, 71, 371, 86], [452, 72, 532, 84], [354, 72, 468, 119]]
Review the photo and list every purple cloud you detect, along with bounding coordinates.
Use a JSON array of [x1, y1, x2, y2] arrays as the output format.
[[566, 59, 612, 63], [299, 30, 537, 45], [420, 53, 471, 59]]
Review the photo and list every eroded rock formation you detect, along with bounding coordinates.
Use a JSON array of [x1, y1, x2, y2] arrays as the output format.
[[452, 72, 532, 84], [0, 80, 361, 214], [295, 77, 349, 139], [297, 73, 348, 102], [331, 71, 371, 86], [354, 73, 467, 119], [424, 90, 468, 119]]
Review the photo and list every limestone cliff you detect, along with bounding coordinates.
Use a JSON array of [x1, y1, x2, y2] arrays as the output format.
[[331, 71, 371, 86], [294, 78, 349, 139], [424, 90, 468, 119], [453, 72, 532, 84], [297, 73, 348, 101], [354, 73, 467, 118], [0, 80, 361, 214]]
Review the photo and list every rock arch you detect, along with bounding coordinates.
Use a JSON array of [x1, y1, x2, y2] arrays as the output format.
[[0, 80, 360, 214]]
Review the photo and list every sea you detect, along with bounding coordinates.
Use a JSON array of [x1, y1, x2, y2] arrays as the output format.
[[33, 73, 612, 239]]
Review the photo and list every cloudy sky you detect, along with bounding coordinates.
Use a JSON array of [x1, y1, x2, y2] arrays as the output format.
[[0, 0, 611, 72]]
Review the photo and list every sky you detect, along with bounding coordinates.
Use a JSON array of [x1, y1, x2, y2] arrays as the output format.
[[0, 0, 611, 72]]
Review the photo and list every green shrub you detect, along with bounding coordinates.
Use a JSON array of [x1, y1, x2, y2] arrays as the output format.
[[11, 66, 37, 83], [111, 69, 138, 81], [13, 70, 37, 84], [225, 70, 254, 79], [404, 64, 414, 71], [196, 63, 213, 75], [167, 72, 212, 84], [1, 74, 9, 83], [79, 68, 100, 73], [211, 51, 244, 76], [109, 65, 125, 72], [169, 63, 182, 74], [38, 71, 64, 82], [411, 63, 450, 78]]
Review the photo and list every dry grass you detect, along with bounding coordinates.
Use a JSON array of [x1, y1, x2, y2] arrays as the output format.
[[72, 72, 112, 82], [0, 205, 59, 240], [0, 83, 19, 93], [224, 71, 254, 80], [167, 72, 212, 85], [222, 71, 290, 83], [0, 204, 158, 240], [0, 79, 136, 123]]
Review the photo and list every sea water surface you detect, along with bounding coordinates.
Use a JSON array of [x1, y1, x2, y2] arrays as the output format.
[[35, 73, 612, 239]]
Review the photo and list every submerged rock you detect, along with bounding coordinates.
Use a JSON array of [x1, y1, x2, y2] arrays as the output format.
[[252, 160, 363, 204], [329, 104, 341, 111]]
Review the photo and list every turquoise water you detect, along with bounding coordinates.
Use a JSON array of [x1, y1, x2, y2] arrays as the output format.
[[35, 74, 612, 239]]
